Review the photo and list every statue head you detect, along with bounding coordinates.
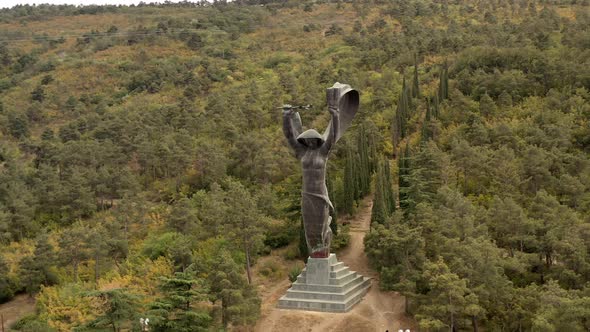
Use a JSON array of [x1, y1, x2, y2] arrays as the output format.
[[297, 129, 324, 149]]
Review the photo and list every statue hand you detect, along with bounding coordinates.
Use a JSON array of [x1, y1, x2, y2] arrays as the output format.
[[282, 104, 295, 115], [326, 87, 339, 111]]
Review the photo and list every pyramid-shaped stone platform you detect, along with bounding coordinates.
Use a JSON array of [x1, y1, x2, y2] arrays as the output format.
[[278, 254, 371, 313]]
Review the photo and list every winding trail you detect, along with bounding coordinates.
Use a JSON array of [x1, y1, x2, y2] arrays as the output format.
[[254, 197, 415, 332], [0, 294, 35, 331]]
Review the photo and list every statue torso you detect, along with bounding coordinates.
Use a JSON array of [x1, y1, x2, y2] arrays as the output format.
[[300, 148, 328, 194]]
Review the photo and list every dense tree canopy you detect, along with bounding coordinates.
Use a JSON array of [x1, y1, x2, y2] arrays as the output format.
[[0, 0, 588, 330]]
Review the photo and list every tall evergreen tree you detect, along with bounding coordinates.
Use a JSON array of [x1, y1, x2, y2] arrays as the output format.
[[149, 268, 211, 332], [371, 159, 387, 226], [85, 288, 139, 332], [357, 125, 371, 197], [438, 62, 449, 101], [412, 53, 420, 98], [432, 94, 440, 119], [0, 254, 15, 302], [398, 142, 411, 212], [58, 223, 90, 282], [383, 158, 396, 214], [221, 179, 267, 285], [422, 98, 433, 142], [343, 146, 356, 215], [206, 250, 260, 329], [19, 233, 58, 296], [354, 151, 363, 200]]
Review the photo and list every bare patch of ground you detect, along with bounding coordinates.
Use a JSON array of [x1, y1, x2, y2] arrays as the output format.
[[0, 294, 36, 331]]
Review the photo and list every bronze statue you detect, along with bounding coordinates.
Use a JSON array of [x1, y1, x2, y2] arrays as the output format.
[[282, 82, 359, 258]]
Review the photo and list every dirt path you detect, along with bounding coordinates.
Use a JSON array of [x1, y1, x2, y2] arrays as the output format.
[[0, 294, 36, 331], [254, 197, 415, 332]]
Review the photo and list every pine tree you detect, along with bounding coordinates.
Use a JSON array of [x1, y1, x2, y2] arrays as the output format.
[[222, 179, 267, 285], [58, 223, 90, 282], [19, 233, 58, 296], [0, 254, 15, 302], [479, 92, 496, 117], [207, 250, 260, 328], [85, 288, 139, 332], [149, 268, 212, 332]]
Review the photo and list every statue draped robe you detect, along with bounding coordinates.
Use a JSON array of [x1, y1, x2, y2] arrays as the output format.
[[282, 110, 339, 258]]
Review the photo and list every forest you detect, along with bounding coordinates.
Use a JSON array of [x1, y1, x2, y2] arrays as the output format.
[[0, 0, 589, 331]]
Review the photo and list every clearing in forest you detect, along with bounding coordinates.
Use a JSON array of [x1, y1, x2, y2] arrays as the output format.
[[254, 197, 416, 332]]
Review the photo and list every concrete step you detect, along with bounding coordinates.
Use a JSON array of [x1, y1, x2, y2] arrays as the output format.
[[343, 278, 371, 311], [296, 269, 356, 285], [291, 273, 364, 292], [330, 266, 351, 278], [283, 276, 369, 302], [278, 296, 348, 313], [278, 254, 371, 313], [278, 277, 371, 313], [330, 261, 344, 271]]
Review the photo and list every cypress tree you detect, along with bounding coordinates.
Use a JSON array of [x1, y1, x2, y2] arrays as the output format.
[[404, 77, 414, 112], [395, 79, 410, 143], [357, 125, 370, 197], [399, 142, 411, 211], [438, 67, 444, 102], [362, 126, 371, 194], [354, 151, 363, 200], [371, 159, 387, 226], [425, 98, 432, 122], [394, 107, 405, 145], [443, 62, 449, 100], [401, 77, 410, 119], [343, 147, 355, 215], [412, 53, 420, 98], [422, 98, 433, 142], [433, 94, 440, 119], [383, 158, 396, 214], [367, 123, 378, 173], [438, 62, 449, 101]]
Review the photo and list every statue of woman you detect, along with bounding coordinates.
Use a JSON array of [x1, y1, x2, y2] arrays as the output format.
[[282, 83, 359, 258]]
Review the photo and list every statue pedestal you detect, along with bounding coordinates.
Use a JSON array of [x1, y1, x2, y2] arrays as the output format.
[[278, 254, 371, 313]]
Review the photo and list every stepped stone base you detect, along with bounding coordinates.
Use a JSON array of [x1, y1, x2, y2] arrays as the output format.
[[278, 254, 371, 313]]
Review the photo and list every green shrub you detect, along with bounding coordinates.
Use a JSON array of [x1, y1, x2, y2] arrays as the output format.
[[331, 225, 350, 251], [10, 314, 55, 332], [288, 266, 302, 283], [258, 259, 284, 281]]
